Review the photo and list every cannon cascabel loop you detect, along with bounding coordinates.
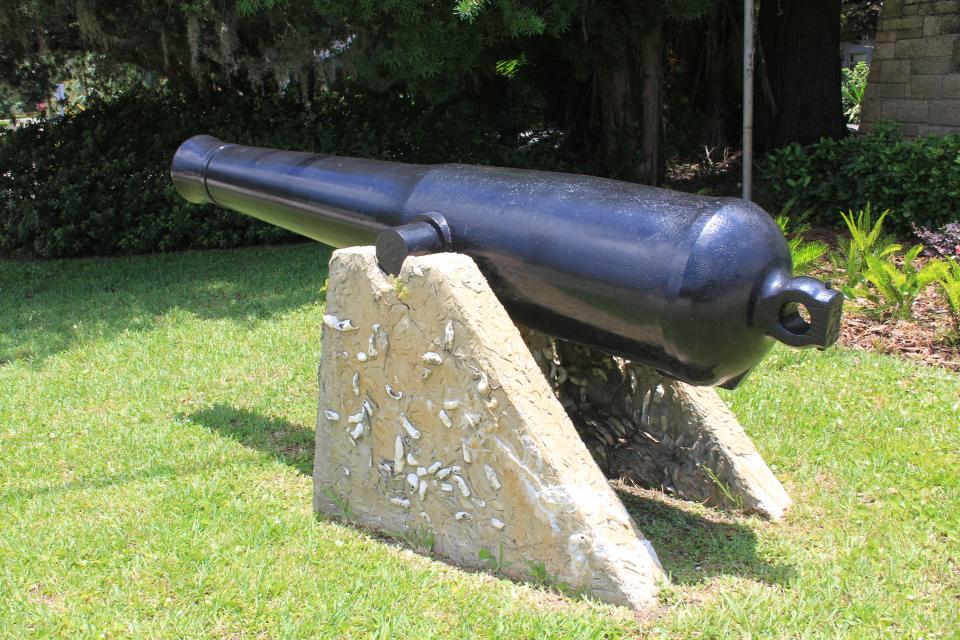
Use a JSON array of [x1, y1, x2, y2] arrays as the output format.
[[753, 272, 844, 349]]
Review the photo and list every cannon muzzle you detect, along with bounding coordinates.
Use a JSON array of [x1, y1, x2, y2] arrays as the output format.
[[171, 135, 842, 388]]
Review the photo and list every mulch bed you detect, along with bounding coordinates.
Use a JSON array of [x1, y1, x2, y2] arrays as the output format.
[[803, 229, 960, 372], [837, 289, 959, 372]]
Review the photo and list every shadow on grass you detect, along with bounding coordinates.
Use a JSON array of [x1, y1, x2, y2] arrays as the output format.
[[2, 462, 236, 501], [0, 243, 330, 365], [4, 404, 314, 502], [187, 404, 315, 476], [617, 488, 796, 587], [189, 403, 793, 588]]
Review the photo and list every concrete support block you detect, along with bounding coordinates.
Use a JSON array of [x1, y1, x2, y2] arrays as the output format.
[[313, 248, 665, 610], [874, 41, 897, 61], [912, 56, 953, 75], [929, 99, 960, 125], [918, 123, 960, 135], [881, 59, 913, 83], [901, 123, 922, 137], [525, 333, 792, 520], [882, 98, 930, 122], [931, 0, 960, 14], [943, 74, 960, 99], [885, 15, 924, 31], [897, 35, 959, 59], [881, 0, 904, 18], [924, 14, 960, 36], [875, 82, 908, 99], [313, 247, 796, 609], [911, 75, 944, 100], [861, 96, 883, 124]]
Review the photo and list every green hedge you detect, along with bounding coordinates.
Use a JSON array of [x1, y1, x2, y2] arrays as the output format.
[[760, 123, 960, 233], [0, 89, 563, 258]]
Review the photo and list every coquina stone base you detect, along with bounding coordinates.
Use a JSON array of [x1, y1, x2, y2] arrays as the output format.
[[314, 247, 791, 610]]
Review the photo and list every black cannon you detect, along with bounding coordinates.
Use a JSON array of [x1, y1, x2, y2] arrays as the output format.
[[171, 135, 842, 388]]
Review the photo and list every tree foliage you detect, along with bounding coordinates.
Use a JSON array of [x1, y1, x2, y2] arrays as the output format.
[[0, 0, 718, 182]]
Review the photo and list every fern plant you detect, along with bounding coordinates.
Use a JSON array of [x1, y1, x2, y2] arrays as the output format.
[[775, 213, 828, 275], [859, 244, 946, 318], [938, 258, 960, 333], [833, 204, 901, 295]]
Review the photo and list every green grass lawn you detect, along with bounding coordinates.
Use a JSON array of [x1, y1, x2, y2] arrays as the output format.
[[1, 243, 958, 639]]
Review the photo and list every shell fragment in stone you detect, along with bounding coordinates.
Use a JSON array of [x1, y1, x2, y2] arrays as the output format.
[[394, 436, 405, 475], [385, 384, 403, 400], [406, 473, 420, 491], [452, 475, 471, 497], [443, 321, 455, 350], [439, 410, 453, 428], [390, 496, 411, 508], [476, 372, 490, 395], [349, 422, 365, 441], [484, 464, 502, 490], [421, 351, 443, 366], [400, 414, 421, 439], [323, 314, 358, 332]]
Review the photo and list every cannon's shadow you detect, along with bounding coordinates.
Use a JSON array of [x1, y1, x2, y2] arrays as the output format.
[[187, 404, 315, 476], [0, 242, 329, 365], [188, 403, 793, 588], [616, 488, 795, 587]]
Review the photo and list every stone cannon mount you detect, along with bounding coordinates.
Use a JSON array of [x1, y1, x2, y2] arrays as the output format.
[[313, 247, 791, 611]]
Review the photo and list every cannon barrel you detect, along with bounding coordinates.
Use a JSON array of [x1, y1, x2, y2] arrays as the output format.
[[171, 135, 842, 388]]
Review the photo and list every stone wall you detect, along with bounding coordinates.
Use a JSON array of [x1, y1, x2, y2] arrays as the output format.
[[861, 0, 960, 136]]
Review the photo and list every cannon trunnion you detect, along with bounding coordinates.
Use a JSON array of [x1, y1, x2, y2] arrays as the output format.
[[171, 135, 842, 388]]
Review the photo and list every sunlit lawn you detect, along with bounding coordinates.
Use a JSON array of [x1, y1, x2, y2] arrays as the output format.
[[1, 243, 957, 638]]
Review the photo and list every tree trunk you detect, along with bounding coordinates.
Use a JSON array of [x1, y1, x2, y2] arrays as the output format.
[[583, 23, 663, 185], [756, 0, 845, 151], [555, 14, 665, 185], [598, 46, 641, 181], [638, 18, 664, 185]]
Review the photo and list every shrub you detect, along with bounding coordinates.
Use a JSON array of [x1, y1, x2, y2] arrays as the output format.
[[0, 88, 563, 258], [760, 122, 960, 233], [912, 221, 960, 259]]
